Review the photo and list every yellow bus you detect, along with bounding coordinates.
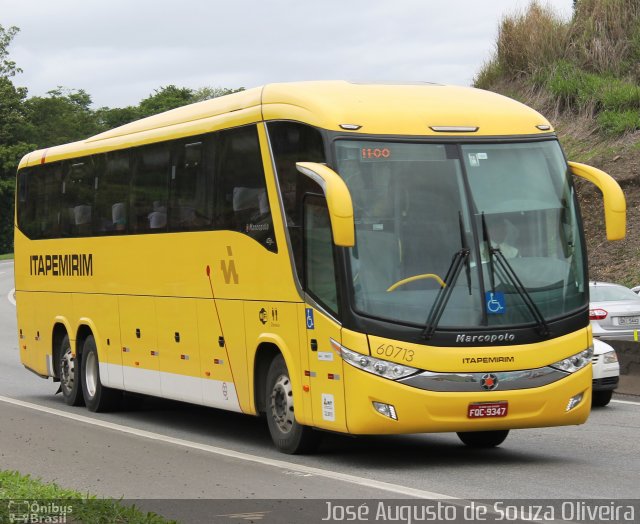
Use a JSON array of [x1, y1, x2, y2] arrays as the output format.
[[14, 81, 626, 453]]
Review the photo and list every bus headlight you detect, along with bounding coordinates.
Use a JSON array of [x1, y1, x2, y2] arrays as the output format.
[[550, 346, 594, 373], [330, 339, 419, 380]]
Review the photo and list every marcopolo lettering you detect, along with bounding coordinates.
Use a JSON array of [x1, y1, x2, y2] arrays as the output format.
[[456, 332, 516, 344], [30, 254, 93, 276]]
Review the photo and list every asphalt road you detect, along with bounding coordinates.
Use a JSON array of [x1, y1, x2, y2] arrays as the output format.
[[1, 260, 639, 522]]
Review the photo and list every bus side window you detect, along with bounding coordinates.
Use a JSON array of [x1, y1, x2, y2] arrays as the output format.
[[268, 121, 326, 277], [131, 144, 170, 234], [95, 151, 130, 234], [169, 137, 214, 231], [217, 125, 277, 251], [304, 195, 339, 315], [61, 158, 95, 237], [17, 168, 38, 239]]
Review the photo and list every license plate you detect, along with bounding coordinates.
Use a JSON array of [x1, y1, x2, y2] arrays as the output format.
[[618, 316, 640, 326], [468, 401, 508, 418]]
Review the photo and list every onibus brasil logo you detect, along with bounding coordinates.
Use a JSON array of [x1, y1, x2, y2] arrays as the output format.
[[7, 500, 73, 523]]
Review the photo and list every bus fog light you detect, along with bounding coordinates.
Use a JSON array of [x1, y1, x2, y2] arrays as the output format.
[[566, 392, 584, 412], [373, 401, 398, 420]]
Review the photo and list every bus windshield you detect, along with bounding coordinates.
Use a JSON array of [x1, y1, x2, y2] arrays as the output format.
[[335, 139, 586, 329]]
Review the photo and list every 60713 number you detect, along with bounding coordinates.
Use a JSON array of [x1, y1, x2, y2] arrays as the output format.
[[376, 344, 414, 363]]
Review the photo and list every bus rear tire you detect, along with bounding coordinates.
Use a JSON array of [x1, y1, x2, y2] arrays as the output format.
[[266, 355, 321, 454], [58, 334, 84, 407], [457, 430, 509, 448], [80, 335, 121, 412]]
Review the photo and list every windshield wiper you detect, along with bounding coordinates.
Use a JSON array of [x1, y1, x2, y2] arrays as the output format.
[[422, 215, 471, 340], [459, 212, 472, 295], [481, 213, 550, 337]]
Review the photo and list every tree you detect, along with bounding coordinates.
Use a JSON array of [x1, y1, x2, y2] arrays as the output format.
[[0, 24, 21, 78], [0, 25, 33, 254], [137, 85, 194, 117], [22, 87, 101, 147], [94, 105, 140, 130], [191, 86, 245, 102]]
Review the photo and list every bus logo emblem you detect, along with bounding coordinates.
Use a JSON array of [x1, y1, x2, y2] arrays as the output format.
[[480, 373, 499, 391]]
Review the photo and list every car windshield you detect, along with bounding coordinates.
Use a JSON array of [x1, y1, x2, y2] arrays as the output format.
[[335, 139, 586, 329], [590, 284, 640, 302]]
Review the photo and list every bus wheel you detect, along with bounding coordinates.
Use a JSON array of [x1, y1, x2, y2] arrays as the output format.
[[58, 334, 84, 406], [80, 335, 121, 412], [457, 430, 509, 448], [266, 355, 320, 454], [592, 390, 613, 407]]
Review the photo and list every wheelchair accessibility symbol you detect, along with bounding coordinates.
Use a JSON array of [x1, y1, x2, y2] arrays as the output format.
[[485, 291, 506, 315], [305, 308, 315, 329]]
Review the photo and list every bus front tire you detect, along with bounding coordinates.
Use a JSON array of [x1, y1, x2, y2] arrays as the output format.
[[80, 335, 121, 412], [265, 355, 320, 454], [457, 430, 509, 448], [58, 334, 84, 407]]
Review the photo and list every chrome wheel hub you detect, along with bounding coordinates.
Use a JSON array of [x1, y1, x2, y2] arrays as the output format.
[[270, 374, 294, 434], [60, 347, 75, 393]]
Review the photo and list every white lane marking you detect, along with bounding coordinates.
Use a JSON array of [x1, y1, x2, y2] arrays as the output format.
[[7, 288, 16, 306], [0, 395, 454, 500], [611, 398, 640, 406]]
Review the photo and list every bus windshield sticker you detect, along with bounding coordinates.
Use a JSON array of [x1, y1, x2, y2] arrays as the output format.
[[477, 152, 488, 160], [486, 291, 506, 314], [468, 154, 479, 167], [305, 308, 315, 329]]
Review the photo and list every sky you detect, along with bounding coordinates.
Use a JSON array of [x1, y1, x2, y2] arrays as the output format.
[[1, 0, 575, 109]]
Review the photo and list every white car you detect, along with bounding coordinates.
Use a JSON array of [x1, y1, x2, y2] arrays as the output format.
[[589, 281, 640, 341], [632, 285, 640, 295], [591, 338, 619, 407]]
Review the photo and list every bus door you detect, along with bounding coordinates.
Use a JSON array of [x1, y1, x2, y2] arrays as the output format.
[[302, 194, 347, 432]]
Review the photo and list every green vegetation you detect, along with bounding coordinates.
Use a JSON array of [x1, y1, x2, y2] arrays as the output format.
[[0, 24, 243, 256], [475, 0, 640, 286], [0, 253, 13, 260], [0, 470, 175, 523], [475, 0, 640, 137]]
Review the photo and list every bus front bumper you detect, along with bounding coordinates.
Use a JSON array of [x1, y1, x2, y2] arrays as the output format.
[[342, 364, 592, 435]]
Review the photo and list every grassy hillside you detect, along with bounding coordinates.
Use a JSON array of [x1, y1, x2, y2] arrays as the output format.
[[475, 0, 640, 287]]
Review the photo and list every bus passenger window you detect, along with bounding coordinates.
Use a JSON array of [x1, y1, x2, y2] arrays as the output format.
[[95, 152, 130, 234], [17, 168, 38, 239], [217, 126, 276, 251], [131, 144, 170, 234], [268, 121, 326, 277], [169, 137, 214, 231], [61, 159, 95, 237]]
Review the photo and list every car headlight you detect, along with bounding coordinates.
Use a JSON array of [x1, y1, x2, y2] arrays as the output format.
[[330, 339, 419, 380], [603, 350, 619, 364], [550, 346, 594, 373]]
